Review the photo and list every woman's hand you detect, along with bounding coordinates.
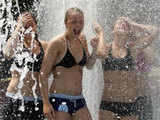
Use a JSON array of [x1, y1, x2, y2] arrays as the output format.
[[93, 22, 103, 36], [90, 37, 99, 51], [43, 103, 55, 120], [17, 12, 35, 30]]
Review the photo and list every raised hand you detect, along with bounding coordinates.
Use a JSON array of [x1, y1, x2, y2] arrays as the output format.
[[90, 37, 99, 51], [17, 12, 36, 31], [93, 22, 103, 36]]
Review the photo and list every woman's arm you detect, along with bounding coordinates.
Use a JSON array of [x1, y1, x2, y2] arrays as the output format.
[[39, 38, 60, 119], [3, 12, 36, 59], [79, 35, 97, 69], [3, 24, 22, 59], [129, 20, 158, 50], [85, 38, 98, 69], [93, 22, 110, 59]]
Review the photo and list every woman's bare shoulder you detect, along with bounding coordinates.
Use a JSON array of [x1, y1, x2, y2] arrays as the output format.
[[49, 34, 65, 45], [44, 34, 65, 53], [39, 40, 48, 51]]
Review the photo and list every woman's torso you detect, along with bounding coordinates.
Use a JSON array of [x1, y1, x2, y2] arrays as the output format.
[[102, 70, 138, 102], [102, 45, 145, 102], [49, 34, 87, 95], [7, 71, 40, 97], [7, 40, 45, 97]]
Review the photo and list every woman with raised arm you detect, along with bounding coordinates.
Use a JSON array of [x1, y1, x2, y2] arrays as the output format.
[[2, 12, 47, 120], [94, 17, 158, 120], [39, 7, 98, 120]]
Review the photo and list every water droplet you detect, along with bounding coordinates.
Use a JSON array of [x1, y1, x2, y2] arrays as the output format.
[[52, 98, 55, 102], [35, 107, 39, 111], [57, 72, 61, 75], [40, 72, 43, 75], [19, 106, 25, 112], [62, 102, 66, 105]]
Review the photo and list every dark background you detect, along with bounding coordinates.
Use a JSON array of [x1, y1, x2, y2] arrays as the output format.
[[0, 0, 39, 79]]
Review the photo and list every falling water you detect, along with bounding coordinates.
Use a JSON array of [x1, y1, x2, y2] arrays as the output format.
[[39, 0, 160, 120], [96, 0, 160, 120], [0, 0, 16, 51], [0, 0, 40, 113], [0, 0, 16, 118], [1, 0, 160, 120]]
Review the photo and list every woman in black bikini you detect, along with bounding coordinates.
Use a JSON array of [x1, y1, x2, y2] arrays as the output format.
[[39, 7, 98, 120], [93, 17, 158, 120], [2, 12, 47, 120]]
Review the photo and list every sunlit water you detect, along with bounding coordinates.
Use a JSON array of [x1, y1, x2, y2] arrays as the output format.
[[0, 0, 160, 120]]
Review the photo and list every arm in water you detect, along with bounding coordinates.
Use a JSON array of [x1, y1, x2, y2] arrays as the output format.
[[3, 13, 36, 59], [123, 17, 158, 50], [3, 23, 22, 59]]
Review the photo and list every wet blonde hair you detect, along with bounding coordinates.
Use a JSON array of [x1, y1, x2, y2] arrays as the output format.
[[64, 7, 84, 23], [115, 17, 130, 29]]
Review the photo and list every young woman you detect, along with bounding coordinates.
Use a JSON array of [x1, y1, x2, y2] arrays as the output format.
[[39, 7, 98, 120], [94, 17, 158, 120], [2, 12, 47, 120]]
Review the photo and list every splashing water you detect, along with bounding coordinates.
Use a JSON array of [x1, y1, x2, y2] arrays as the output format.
[[1, 0, 160, 120], [0, 0, 16, 51], [97, 0, 160, 120], [0, 0, 41, 113], [39, 0, 160, 120]]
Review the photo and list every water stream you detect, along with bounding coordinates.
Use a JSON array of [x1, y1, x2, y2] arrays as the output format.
[[0, 0, 160, 120]]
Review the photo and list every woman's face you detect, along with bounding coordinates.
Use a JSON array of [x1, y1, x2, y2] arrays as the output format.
[[18, 12, 37, 40], [18, 13, 37, 32], [24, 14, 37, 33], [65, 13, 84, 37], [114, 19, 130, 36]]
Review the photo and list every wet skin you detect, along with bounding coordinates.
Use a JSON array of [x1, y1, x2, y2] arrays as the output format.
[[39, 10, 98, 120], [4, 12, 48, 97], [94, 17, 158, 120]]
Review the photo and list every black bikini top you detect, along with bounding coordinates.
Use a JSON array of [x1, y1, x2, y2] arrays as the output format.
[[14, 40, 44, 72], [103, 46, 134, 71], [56, 40, 87, 68]]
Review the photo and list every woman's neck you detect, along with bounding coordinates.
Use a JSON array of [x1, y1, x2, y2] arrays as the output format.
[[65, 31, 77, 42]]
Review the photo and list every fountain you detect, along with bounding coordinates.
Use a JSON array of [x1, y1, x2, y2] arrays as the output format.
[[96, 0, 160, 120], [39, 0, 160, 120], [0, 0, 160, 120], [0, 0, 41, 115]]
